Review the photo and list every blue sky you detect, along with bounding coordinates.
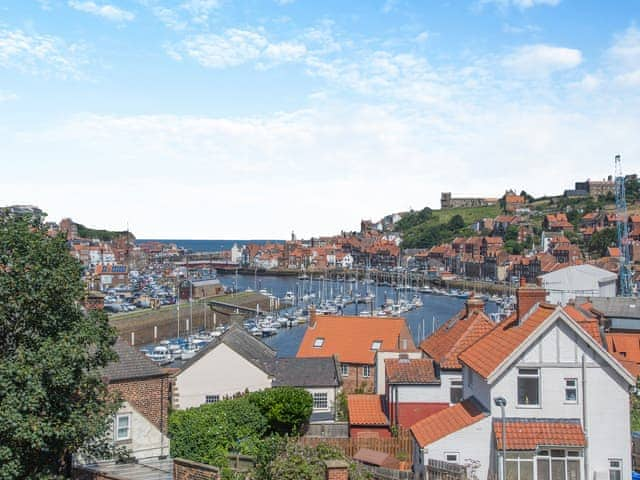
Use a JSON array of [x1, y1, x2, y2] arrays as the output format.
[[1, 0, 639, 238]]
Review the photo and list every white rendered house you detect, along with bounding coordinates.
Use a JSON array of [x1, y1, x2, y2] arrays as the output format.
[[412, 284, 635, 480]]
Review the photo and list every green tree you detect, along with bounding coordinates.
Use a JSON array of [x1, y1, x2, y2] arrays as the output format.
[[249, 387, 313, 435], [0, 214, 119, 478], [587, 228, 618, 257], [504, 225, 519, 242], [447, 214, 465, 231]]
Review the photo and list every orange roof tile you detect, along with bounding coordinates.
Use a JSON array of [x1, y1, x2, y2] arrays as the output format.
[[459, 305, 557, 379], [420, 308, 494, 370], [297, 315, 416, 365], [494, 419, 585, 450], [606, 333, 640, 365], [348, 395, 388, 426], [385, 358, 439, 384], [411, 398, 486, 447], [563, 305, 602, 345]]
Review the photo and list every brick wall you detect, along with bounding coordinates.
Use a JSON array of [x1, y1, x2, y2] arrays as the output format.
[[325, 460, 349, 480], [108, 375, 169, 433], [341, 363, 375, 393], [173, 458, 220, 480]]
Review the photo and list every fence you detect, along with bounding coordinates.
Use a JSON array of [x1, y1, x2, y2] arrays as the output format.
[[305, 422, 349, 438], [427, 459, 467, 480], [299, 429, 413, 460], [359, 464, 413, 480]]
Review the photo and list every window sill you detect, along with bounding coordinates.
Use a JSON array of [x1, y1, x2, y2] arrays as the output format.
[[516, 404, 542, 409]]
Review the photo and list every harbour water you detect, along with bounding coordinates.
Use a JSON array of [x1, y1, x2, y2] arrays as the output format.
[[215, 273, 500, 357], [138, 239, 283, 253]]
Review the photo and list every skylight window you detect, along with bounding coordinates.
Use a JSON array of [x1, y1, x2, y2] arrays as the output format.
[[313, 337, 325, 348], [371, 340, 382, 350]]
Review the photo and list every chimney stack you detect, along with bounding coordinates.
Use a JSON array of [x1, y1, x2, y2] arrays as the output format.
[[465, 296, 485, 317], [309, 305, 317, 328], [516, 277, 547, 323]]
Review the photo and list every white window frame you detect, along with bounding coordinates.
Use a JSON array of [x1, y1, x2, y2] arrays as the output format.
[[505, 451, 534, 480], [205, 394, 220, 404], [609, 458, 622, 480], [115, 413, 131, 441], [450, 378, 463, 404], [564, 378, 578, 404], [312, 392, 329, 411], [313, 337, 324, 348], [444, 452, 460, 463], [517, 368, 541, 408], [341, 364, 349, 377], [371, 340, 382, 350], [536, 448, 582, 480], [363, 365, 371, 378]]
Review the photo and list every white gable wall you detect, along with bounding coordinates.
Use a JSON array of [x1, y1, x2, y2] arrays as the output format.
[[487, 320, 631, 480], [112, 401, 169, 460], [415, 416, 493, 480], [174, 343, 272, 409]]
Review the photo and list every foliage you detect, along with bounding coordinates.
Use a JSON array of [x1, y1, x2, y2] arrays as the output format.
[[169, 396, 268, 467], [256, 437, 370, 480], [631, 386, 640, 431], [75, 222, 131, 242], [249, 387, 313, 436], [626, 175, 639, 203], [504, 225, 519, 242], [336, 390, 348, 422], [587, 228, 618, 257], [0, 214, 120, 478], [504, 240, 524, 255], [395, 207, 432, 231]]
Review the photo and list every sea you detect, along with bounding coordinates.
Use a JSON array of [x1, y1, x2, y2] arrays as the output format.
[[213, 273, 500, 357], [137, 239, 284, 252]]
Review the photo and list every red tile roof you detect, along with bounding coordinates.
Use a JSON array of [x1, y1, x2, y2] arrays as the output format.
[[348, 395, 388, 426], [420, 308, 494, 370], [411, 398, 486, 447], [459, 304, 557, 379], [297, 315, 416, 365], [396, 403, 449, 429], [385, 358, 439, 384], [494, 419, 585, 450], [606, 333, 640, 377]]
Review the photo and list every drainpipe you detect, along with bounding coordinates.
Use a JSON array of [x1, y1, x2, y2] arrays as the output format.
[[582, 355, 589, 480]]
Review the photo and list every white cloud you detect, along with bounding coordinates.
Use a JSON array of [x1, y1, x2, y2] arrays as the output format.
[[607, 25, 640, 67], [615, 69, 640, 87], [152, 5, 187, 31], [382, 0, 398, 13], [415, 31, 430, 43], [0, 91, 18, 102], [0, 28, 86, 79], [502, 23, 541, 34], [169, 29, 310, 69], [68, 1, 135, 22], [181, 0, 221, 24], [571, 74, 601, 91], [503, 44, 582, 76], [274, 0, 295, 5], [481, 0, 560, 9]]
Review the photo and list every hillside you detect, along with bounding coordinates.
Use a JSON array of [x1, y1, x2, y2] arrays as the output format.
[[397, 205, 501, 249], [75, 223, 134, 242]]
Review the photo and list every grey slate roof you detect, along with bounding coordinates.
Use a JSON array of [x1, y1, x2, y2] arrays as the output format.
[[272, 357, 341, 388], [101, 338, 166, 382], [179, 324, 277, 375], [577, 296, 640, 320]]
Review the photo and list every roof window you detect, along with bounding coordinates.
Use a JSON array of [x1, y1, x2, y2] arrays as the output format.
[[371, 340, 382, 350], [313, 337, 325, 348]]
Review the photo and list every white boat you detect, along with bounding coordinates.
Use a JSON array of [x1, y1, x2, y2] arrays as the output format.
[[282, 291, 296, 303], [146, 345, 171, 363], [359, 310, 372, 317], [411, 295, 423, 307]]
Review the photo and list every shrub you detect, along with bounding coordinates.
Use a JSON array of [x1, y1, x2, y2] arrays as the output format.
[[169, 397, 267, 467], [249, 387, 313, 435]]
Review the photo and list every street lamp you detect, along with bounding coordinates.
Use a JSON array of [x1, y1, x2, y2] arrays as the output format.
[[494, 397, 507, 480]]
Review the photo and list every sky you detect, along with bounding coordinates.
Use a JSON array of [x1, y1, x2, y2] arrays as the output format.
[[1, 0, 639, 239]]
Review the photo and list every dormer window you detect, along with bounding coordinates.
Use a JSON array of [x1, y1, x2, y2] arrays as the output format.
[[371, 340, 382, 350], [313, 337, 325, 348]]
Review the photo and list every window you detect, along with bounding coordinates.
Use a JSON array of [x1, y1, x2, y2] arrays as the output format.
[[450, 379, 463, 404], [505, 451, 533, 480], [536, 449, 582, 480], [205, 395, 220, 404], [312, 392, 328, 410], [445, 452, 459, 463], [341, 364, 349, 377], [517, 368, 540, 407], [371, 340, 382, 350], [313, 337, 325, 348], [363, 365, 371, 378], [609, 459, 622, 480], [115, 414, 131, 441], [564, 378, 578, 403]]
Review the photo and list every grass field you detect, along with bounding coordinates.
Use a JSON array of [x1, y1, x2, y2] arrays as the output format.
[[423, 204, 502, 227]]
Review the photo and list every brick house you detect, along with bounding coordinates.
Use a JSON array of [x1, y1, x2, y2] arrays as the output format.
[[297, 310, 416, 393], [100, 338, 170, 460]]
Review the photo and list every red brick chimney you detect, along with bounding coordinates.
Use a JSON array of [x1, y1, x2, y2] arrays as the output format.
[[325, 460, 349, 480], [516, 277, 547, 323], [465, 296, 485, 317]]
